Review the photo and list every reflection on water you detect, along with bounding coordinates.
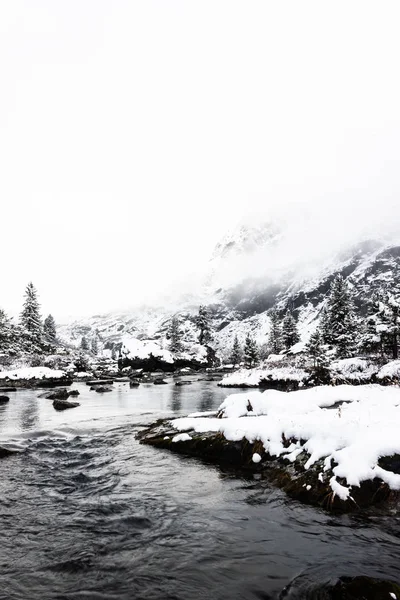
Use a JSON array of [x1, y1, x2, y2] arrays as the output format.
[[19, 394, 39, 432]]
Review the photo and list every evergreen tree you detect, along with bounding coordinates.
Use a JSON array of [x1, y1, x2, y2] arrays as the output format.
[[168, 316, 182, 353], [244, 333, 259, 367], [322, 275, 358, 358], [377, 293, 400, 359], [43, 314, 57, 347], [20, 282, 43, 349], [0, 309, 15, 353], [268, 309, 283, 354], [306, 328, 331, 384], [360, 295, 384, 356], [80, 336, 89, 351], [306, 329, 328, 367], [230, 335, 241, 366], [282, 310, 300, 350], [197, 305, 212, 345], [91, 336, 99, 355]]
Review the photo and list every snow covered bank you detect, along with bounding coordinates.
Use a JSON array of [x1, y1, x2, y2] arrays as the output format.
[[171, 384, 400, 503], [0, 366, 72, 388], [139, 384, 400, 511], [219, 366, 308, 389], [219, 357, 400, 389]]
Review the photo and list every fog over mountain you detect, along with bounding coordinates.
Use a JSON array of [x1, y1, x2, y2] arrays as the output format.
[[1, 1, 400, 319]]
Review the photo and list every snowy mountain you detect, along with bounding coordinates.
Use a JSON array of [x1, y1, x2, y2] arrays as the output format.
[[58, 216, 400, 362]]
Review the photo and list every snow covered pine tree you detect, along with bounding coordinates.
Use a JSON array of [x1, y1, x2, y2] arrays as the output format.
[[197, 305, 212, 345], [43, 314, 57, 349], [20, 282, 43, 351], [244, 333, 258, 367], [168, 316, 182, 353], [282, 310, 300, 350], [322, 275, 358, 358], [230, 335, 241, 366]]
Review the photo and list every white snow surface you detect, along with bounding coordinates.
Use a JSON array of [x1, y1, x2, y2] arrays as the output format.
[[220, 366, 308, 387], [330, 358, 378, 382], [377, 360, 400, 380], [0, 366, 66, 380], [121, 337, 174, 363], [171, 384, 400, 500]]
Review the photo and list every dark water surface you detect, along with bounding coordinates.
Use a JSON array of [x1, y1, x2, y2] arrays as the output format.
[[0, 378, 399, 599]]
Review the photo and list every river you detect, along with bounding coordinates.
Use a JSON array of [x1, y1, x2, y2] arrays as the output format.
[[0, 377, 399, 599]]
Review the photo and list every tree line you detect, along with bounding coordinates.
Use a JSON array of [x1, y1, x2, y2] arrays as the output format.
[[167, 273, 400, 369]]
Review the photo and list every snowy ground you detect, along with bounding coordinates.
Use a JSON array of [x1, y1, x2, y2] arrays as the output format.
[[170, 384, 400, 502]]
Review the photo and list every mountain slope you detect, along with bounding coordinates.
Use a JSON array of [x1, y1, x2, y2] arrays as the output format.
[[59, 218, 400, 361]]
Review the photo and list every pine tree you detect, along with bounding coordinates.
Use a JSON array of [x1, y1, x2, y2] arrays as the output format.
[[0, 309, 14, 353], [360, 295, 384, 356], [378, 293, 400, 359], [80, 336, 89, 351], [306, 328, 330, 383], [43, 314, 57, 347], [197, 305, 212, 345], [244, 333, 259, 368], [306, 329, 328, 367], [168, 316, 182, 353], [282, 310, 300, 350], [20, 282, 43, 349], [230, 335, 241, 366], [268, 309, 283, 354], [91, 336, 99, 355], [322, 275, 358, 358]]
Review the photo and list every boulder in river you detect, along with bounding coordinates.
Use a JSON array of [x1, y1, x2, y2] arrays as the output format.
[[129, 379, 140, 387], [53, 399, 80, 411], [0, 395, 10, 404], [86, 379, 114, 386], [153, 378, 168, 385], [175, 381, 192, 386], [68, 389, 80, 397], [94, 386, 113, 393], [0, 386, 17, 392]]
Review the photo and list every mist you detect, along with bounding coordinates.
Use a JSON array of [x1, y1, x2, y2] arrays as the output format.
[[1, 1, 400, 321]]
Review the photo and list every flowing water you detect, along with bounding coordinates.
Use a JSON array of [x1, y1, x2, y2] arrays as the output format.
[[0, 377, 399, 599]]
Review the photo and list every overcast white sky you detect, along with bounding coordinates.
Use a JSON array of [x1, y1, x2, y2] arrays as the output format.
[[1, 1, 400, 321]]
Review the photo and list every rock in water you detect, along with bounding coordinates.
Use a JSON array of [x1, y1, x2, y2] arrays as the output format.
[[68, 389, 80, 397], [0, 395, 10, 404], [175, 381, 192, 386], [94, 386, 113, 393], [154, 378, 168, 385], [129, 379, 140, 387], [0, 387, 17, 392], [53, 399, 80, 410]]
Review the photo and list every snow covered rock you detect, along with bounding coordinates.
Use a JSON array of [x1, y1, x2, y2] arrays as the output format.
[[140, 384, 400, 512], [0, 367, 72, 388], [120, 336, 211, 372]]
